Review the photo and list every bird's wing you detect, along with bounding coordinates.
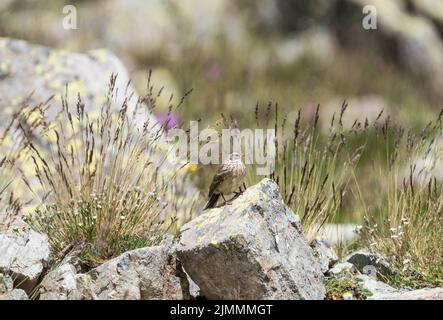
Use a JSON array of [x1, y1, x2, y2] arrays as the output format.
[[208, 164, 232, 196]]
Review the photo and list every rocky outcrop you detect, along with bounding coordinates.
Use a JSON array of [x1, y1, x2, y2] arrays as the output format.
[[0, 38, 200, 221], [370, 287, 443, 300], [326, 251, 443, 300], [356, 275, 398, 299], [0, 273, 29, 300], [0, 38, 151, 128], [0, 222, 51, 293], [345, 251, 394, 277], [1, 289, 28, 300], [39, 236, 185, 300], [328, 262, 358, 277], [177, 178, 325, 300]]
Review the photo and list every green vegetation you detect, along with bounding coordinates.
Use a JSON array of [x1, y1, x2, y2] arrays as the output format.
[[325, 271, 373, 300], [0, 101, 43, 230], [21, 76, 198, 267], [358, 113, 443, 288]]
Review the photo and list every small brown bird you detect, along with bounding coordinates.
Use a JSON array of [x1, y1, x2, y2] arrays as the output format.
[[204, 152, 246, 209]]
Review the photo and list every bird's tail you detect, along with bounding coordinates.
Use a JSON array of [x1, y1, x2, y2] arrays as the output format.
[[204, 193, 220, 210]]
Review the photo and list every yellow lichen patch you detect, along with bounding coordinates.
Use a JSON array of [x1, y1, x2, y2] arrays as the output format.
[[194, 208, 222, 230], [183, 163, 198, 174], [49, 82, 63, 93], [87, 111, 100, 121], [66, 79, 87, 98], [93, 94, 107, 106], [0, 135, 13, 148], [42, 129, 59, 144], [11, 97, 23, 107], [3, 106, 14, 116], [210, 238, 220, 248], [35, 63, 46, 75], [22, 158, 37, 177], [0, 59, 11, 72], [47, 52, 59, 67], [47, 51, 67, 74], [66, 138, 83, 152]]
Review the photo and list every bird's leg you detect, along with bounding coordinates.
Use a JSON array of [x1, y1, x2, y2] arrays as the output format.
[[234, 183, 247, 196], [221, 194, 228, 205]]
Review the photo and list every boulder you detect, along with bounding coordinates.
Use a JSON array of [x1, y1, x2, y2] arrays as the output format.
[[356, 275, 398, 299], [0, 223, 51, 293], [38, 263, 81, 300], [370, 287, 443, 300], [39, 236, 187, 300], [345, 251, 394, 277], [0, 273, 14, 294], [177, 178, 325, 300], [310, 239, 338, 274], [0, 38, 151, 128], [328, 262, 359, 277], [1, 289, 29, 300], [0, 38, 200, 220]]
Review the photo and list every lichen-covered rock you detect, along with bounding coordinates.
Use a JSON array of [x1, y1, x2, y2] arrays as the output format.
[[0, 223, 51, 293], [345, 251, 394, 277], [177, 178, 325, 300], [0, 38, 200, 221], [40, 236, 187, 300], [370, 287, 443, 300], [1, 289, 29, 300], [0, 37, 150, 127], [310, 239, 338, 274]]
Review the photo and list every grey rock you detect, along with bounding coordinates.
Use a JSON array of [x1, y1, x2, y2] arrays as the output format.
[[0, 225, 51, 293], [177, 178, 325, 300], [357, 275, 397, 299], [2, 289, 29, 300], [362, 265, 378, 279], [0, 38, 151, 129], [0, 38, 200, 220], [370, 287, 443, 300], [346, 251, 393, 277], [38, 263, 82, 300], [310, 239, 338, 274], [328, 262, 358, 277], [0, 273, 14, 294], [40, 236, 186, 300]]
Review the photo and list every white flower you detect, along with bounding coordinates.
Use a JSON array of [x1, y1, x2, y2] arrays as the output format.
[[342, 292, 353, 300]]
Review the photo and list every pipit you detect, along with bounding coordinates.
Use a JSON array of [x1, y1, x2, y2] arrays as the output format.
[[204, 152, 246, 209]]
